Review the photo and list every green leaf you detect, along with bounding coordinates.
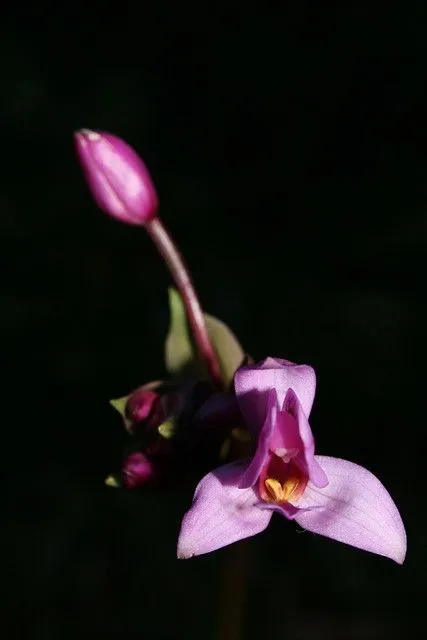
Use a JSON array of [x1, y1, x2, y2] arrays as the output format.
[[205, 313, 245, 386], [164, 287, 245, 385]]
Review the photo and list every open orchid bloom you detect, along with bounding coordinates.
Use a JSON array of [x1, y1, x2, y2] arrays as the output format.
[[178, 357, 406, 564]]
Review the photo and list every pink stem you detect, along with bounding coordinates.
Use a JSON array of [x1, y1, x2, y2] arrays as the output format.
[[146, 217, 223, 388]]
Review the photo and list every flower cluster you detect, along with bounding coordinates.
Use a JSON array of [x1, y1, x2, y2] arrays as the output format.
[[75, 130, 406, 565]]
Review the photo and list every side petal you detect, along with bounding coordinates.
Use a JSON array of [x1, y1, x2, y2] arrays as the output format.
[[177, 462, 272, 558], [294, 456, 407, 564], [284, 389, 328, 488], [235, 358, 316, 434], [239, 391, 277, 488]]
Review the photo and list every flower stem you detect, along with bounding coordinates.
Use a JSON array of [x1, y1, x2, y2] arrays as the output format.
[[217, 542, 249, 640], [146, 216, 223, 388]]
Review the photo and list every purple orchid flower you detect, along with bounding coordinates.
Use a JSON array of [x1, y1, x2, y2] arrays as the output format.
[[177, 358, 406, 563]]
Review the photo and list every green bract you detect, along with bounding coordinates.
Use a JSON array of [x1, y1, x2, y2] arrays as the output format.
[[165, 287, 245, 386]]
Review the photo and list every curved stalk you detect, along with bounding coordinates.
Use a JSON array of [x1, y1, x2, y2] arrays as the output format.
[[146, 217, 223, 388]]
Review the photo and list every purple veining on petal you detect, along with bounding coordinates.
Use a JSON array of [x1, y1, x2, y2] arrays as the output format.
[[177, 461, 272, 558], [295, 455, 407, 564]]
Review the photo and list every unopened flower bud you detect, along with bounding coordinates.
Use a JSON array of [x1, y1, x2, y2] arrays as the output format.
[[122, 452, 155, 488], [126, 390, 160, 425], [74, 129, 158, 225], [125, 383, 183, 435]]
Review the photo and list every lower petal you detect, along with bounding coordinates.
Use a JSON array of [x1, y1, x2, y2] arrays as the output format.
[[294, 456, 407, 564], [177, 461, 272, 558]]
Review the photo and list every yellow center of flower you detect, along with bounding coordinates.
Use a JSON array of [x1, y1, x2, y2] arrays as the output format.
[[264, 476, 301, 504]]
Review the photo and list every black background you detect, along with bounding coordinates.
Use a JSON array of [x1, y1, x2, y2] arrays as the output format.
[[1, 3, 425, 638]]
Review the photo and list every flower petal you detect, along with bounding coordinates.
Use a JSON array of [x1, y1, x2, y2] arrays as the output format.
[[238, 390, 278, 488], [284, 389, 328, 488], [270, 410, 301, 456], [235, 357, 316, 436], [294, 456, 407, 564], [177, 462, 272, 558]]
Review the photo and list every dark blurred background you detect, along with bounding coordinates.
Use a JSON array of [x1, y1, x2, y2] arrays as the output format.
[[1, 3, 425, 638]]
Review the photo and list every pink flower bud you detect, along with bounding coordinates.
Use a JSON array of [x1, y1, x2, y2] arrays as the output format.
[[122, 452, 155, 488], [126, 390, 160, 425], [125, 383, 185, 435], [74, 129, 158, 225]]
